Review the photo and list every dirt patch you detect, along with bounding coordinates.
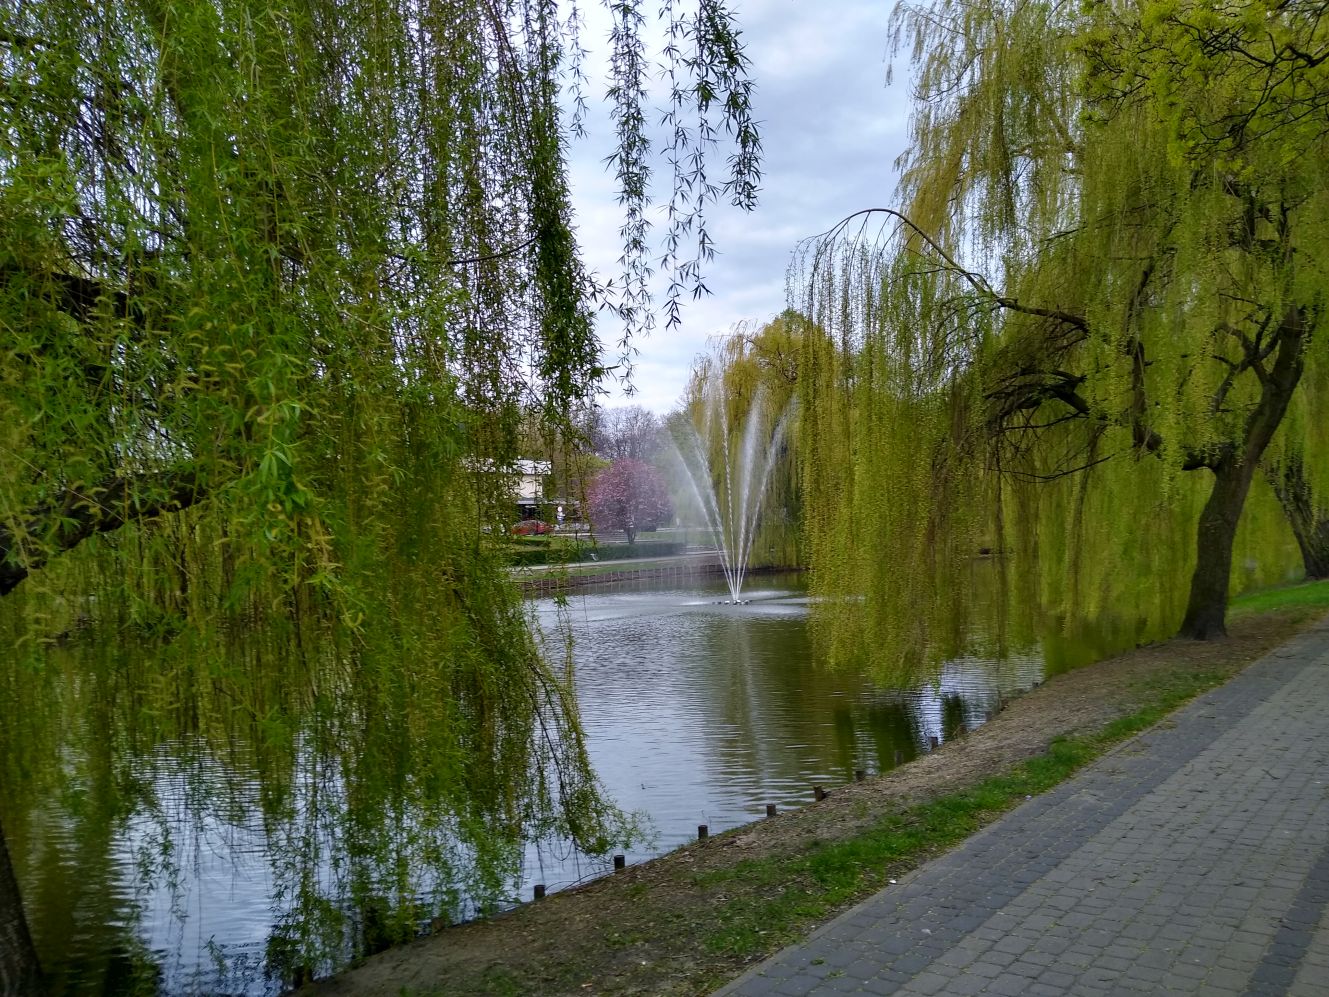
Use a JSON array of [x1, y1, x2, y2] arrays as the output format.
[[302, 609, 1319, 997]]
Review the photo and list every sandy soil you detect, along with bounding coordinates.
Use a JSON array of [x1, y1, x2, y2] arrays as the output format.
[[302, 609, 1319, 997]]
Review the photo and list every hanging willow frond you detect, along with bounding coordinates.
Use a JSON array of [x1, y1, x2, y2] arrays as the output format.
[[793, 0, 1329, 667], [0, 0, 761, 951]]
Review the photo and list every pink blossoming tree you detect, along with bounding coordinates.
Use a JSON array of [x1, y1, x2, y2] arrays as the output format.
[[587, 459, 673, 544]]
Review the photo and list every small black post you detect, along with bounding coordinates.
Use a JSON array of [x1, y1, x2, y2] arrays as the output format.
[[854, 769, 866, 782], [534, 884, 546, 900], [766, 803, 778, 817], [928, 735, 940, 749], [698, 824, 709, 840], [613, 854, 625, 872], [814, 785, 827, 801]]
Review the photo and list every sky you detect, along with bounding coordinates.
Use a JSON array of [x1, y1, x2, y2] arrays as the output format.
[[563, 0, 913, 414]]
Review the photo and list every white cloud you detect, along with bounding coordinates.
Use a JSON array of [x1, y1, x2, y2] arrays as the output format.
[[564, 0, 913, 414]]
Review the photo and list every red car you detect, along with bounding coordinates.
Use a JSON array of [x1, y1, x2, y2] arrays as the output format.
[[511, 519, 555, 536]]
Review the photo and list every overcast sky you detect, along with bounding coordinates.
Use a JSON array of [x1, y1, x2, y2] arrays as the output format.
[[564, 0, 913, 414]]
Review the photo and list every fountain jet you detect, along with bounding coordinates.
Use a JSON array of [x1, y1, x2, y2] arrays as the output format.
[[670, 370, 795, 602]]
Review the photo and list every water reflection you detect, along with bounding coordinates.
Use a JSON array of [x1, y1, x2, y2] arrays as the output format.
[[519, 574, 1045, 896], [1, 630, 592, 996], [5, 573, 1056, 995]]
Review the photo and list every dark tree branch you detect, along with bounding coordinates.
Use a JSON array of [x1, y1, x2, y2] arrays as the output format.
[[1265, 453, 1329, 578], [999, 448, 1123, 482], [0, 470, 202, 597], [0, 29, 46, 48], [445, 233, 542, 268], [0, 263, 136, 324]]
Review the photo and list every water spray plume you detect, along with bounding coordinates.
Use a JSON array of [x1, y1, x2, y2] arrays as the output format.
[[669, 364, 795, 602]]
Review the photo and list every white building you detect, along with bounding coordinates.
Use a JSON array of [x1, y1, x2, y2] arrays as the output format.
[[513, 459, 551, 518]]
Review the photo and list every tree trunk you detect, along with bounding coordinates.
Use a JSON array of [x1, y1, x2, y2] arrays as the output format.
[[1179, 306, 1308, 639], [0, 470, 200, 598], [0, 819, 42, 997], [1266, 457, 1329, 579], [1180, 459, 1258, 639]]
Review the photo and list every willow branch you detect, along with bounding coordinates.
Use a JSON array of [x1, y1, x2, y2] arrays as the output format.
[[0, 470, 202, 597], [444, 233, 542, 268], [812, 208, 1092, 333]]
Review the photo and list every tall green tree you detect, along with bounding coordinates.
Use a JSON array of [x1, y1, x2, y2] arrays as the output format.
[[796, 0, 1327, 668], [677, 315, 805, 570], [0, 0, 760, 988], [1266, 456, 1329, 579]]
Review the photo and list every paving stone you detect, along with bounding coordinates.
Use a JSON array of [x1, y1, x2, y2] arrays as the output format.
[[821, 974, 858, 994], [714, 623, 1329, 997], [1058, 948, 1095, 970], [1094, 954, 1133, 974], [1019, 948, 1057, 968], [854, 978, 899, 997], [989, 935, 1030, 956], [1203, 966, 1252, 990], [939, 973, 990, 996], [1032, 934, 1074, 956], [1171, 959, 1208, 980], [932, 947, 979, 971], [1161, 971, 1204, 991], [966, 960, 1004, 979], [898, 971, 949, 995], [985, 972, 1037, 996], [729, 976, 783, 996], [887, 952, 934, 975]]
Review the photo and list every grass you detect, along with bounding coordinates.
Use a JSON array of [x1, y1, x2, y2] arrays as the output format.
[[688, 665, 1229, 965], [1229, 577, 1329, 617]]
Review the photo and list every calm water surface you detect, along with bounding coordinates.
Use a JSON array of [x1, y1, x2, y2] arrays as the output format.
[[8, 574, 1049, 994], [522, 574, 1043, 893]]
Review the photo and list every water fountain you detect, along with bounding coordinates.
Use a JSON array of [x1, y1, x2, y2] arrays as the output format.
[[669, 368, 795, 603]]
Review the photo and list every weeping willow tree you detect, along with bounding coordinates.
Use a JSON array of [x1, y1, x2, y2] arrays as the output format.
[[0, 0, 760, 989], [796, 0, 1327, 673], [733, 313, 805, 570]]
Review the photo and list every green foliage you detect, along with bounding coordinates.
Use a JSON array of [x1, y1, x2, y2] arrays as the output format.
[[0, 0, 761, 979], [1229, 578, 1329, 618], [504, 537, 683, 566], [794, 0, 1328, 670]]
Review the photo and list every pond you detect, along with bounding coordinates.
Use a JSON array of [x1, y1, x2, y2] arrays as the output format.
[[3, 572, 1055, 995], [522, 573, 1045, 893]]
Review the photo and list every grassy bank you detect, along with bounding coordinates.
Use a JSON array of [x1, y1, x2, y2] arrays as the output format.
[[307, 582, 1329, 997], [690, 581, 1329, 966], [1230, 577, 1329, 617], [688, 666, 1226, 965]]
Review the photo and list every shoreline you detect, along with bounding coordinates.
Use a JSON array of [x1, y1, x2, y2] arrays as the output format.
[[514, 556, 799, 595], [301, 599, 1329, 996]]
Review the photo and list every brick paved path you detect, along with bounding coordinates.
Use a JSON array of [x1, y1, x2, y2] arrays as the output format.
[[715, 619, 1329, 997]]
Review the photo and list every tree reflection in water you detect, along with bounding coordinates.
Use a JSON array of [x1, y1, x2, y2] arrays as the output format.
[[0, 629, 629, 996], [1, 569, 1142, 994]]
